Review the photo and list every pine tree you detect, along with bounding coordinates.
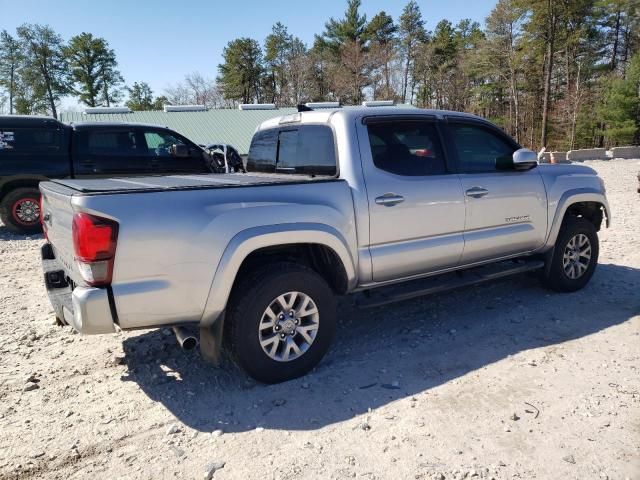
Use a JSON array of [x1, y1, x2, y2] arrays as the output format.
[[399, 1, 426, 103], [321, 0, 370, 104], [598, 52, 640, 144], [125, 81, 155, 111], [264, 23, 292, 105], [217, 38, 264, 104], [16, 23, 70, 118], [0, 30, 23, 114], [365, 12, 398, 100], [65, 32, 124, 107]]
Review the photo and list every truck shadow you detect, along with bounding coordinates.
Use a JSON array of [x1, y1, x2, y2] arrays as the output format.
[[0, 223, 44, 241], [121, 262, 639, 433]]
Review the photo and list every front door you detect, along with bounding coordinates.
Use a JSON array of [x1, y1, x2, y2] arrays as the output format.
[[141, 128, 209, 174], [445, 120, 548, 265], [358, 116, 466, 283]]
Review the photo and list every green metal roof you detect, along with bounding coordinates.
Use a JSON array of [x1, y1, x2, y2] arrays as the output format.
[[59, 108, 299, 155]]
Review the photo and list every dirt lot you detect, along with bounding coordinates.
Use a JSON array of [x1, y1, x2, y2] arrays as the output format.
[[0, 159, 638, 480]]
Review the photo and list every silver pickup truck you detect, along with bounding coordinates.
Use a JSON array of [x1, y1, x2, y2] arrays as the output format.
[[40, 106, 610, 383]]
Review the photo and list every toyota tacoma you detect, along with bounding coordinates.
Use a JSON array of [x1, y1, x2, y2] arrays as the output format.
[[39, 106, 610, 383]]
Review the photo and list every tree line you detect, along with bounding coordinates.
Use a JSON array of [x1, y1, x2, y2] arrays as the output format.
[[0, 26, 125, 119], [217, 0, 640, 149], [1, 0, 639, 150]]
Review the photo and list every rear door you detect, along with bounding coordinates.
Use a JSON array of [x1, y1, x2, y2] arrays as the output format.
[[73, 127, 155, 177], [444, 119, 547, 264], [358, 116, 466, 283]]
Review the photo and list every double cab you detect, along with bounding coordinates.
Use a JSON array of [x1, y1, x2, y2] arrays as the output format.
[[39, 107, 610, 383]]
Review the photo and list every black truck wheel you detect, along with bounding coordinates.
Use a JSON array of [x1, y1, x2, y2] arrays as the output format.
[[541, 217, 599, 292], [0, 188, 43, 234], [226, 263, 337, 384]]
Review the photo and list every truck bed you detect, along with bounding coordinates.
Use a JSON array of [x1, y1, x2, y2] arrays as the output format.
[[39, 172, 357, 332], [47, 172, 337, 195]]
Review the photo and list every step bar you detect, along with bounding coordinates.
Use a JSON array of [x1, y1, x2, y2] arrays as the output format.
[[356, 259, 545, 309]]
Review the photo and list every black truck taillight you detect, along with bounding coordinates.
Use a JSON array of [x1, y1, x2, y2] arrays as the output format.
[[72, 212, 118, 287], [39, 196, 48, 241]]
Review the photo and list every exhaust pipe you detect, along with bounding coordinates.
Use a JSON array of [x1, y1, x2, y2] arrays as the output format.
[[172, 327, 198, 351]]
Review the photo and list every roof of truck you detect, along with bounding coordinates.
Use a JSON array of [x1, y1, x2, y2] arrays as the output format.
[[256, 106, 485, 131], [60, 108, 300, 155], [0, 115, 65, 128], [70, 121, 171, 130]]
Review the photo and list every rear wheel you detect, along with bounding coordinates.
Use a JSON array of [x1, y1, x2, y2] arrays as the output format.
[[542, 217, 599, 292], [0, 188, 42, 234], [226, 263, 336, 383]]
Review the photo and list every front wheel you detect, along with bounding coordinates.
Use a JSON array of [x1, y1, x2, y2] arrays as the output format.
[[226, 263, 336, 383], [541, 217, 599, 292], [0, 188, 42, 234]]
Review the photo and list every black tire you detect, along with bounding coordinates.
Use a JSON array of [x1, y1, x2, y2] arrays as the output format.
[[0, 188, 42, 234], [226, 263, 337, 384], [541, 217, 599, 292]]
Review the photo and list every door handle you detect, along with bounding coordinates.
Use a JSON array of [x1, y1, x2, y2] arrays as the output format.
[[465, 187, 489, 198], [375, 194, 405, 206]]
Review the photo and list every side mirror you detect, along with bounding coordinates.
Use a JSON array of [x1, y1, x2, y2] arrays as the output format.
[[512, 148, 538, 171], [170, 144, 190, 158]]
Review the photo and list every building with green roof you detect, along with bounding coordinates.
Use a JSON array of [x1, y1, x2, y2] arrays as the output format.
[[59, 107, 299, 155]]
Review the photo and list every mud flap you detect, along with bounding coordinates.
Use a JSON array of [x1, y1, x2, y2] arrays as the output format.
[[543, 246, 555, 277], [199, 313, 225, 365]]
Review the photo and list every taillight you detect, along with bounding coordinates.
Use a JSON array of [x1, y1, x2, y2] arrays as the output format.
[[72, 212, 118, 286], [39, 195, 48, 241]]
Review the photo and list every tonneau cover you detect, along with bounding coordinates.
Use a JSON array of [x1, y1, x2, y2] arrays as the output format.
[[49, 173, 336, 194]]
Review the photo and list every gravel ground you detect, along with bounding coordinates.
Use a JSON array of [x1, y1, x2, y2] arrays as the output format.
[[0, 159, 638, 480]]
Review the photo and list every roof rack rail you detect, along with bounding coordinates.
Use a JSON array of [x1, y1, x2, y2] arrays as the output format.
[[83, 107, 132, 114], [362, 100, 395, 107], [238, 103, 277, 111], [297, 101, 341, 112], [164, 105, 206, 112]]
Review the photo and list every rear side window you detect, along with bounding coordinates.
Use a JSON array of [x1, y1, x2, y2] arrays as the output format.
[[366, 120, 446, 176], [77, 130, 140, 156], [0, 128, 62, 153], [247, 125, 337, 175], [246, 129, 277, 173]]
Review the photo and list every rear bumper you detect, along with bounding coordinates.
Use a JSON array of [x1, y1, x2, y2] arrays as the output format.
[[41, 244, 116, 334]]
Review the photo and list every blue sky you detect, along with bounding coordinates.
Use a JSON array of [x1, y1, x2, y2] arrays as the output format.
[[1, 0, 495, 108]]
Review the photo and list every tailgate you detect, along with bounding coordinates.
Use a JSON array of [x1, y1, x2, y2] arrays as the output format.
[[39, 182, 82, 285]]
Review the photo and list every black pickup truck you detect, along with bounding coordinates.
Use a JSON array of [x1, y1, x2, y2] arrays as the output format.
[[0, 116, 214, 233]]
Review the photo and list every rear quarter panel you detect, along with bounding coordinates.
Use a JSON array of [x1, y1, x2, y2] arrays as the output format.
[[72, 180, 358, 329]]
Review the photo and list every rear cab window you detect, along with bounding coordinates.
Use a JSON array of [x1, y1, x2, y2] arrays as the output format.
[[247, 125, 337, 176]]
